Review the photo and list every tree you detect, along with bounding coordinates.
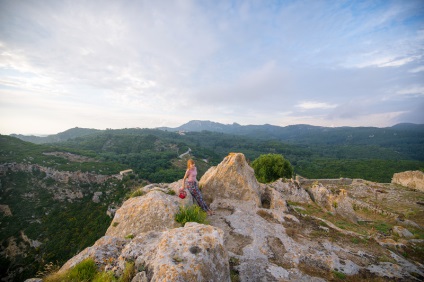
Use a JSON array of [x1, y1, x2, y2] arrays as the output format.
[[251, 154, 293, 183]]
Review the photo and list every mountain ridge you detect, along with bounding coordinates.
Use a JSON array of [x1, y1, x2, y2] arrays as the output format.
[[9, 121, 424, 145]]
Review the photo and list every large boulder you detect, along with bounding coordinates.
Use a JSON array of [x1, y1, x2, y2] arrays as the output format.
[[58, 236, 127, 272], [136, 222, 229, 282], [105, 191, 180, 238], [392, 170, 424, 192], [309, 183, 334, 211], [59, 223, 230, 282], [199, 153, 261, 207]]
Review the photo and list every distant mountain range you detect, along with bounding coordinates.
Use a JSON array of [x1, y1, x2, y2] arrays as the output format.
[[10, 127, 100, 144], [159, 120, 424, 145], [9, 120, 424, 147]]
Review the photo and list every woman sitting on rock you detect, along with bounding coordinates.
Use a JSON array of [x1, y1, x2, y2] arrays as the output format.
[[181, 159, 214, 215]]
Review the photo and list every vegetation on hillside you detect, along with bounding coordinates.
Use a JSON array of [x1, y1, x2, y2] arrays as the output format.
[[251, 154, 293, 183], [0, 151, 138, 281]]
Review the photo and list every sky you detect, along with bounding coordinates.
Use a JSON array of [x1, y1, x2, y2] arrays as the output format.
[[0, 0, 423, 135]]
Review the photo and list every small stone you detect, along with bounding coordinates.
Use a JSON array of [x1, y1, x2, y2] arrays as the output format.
[[189, 246, 202, 254], [392, 226, 414, 238]]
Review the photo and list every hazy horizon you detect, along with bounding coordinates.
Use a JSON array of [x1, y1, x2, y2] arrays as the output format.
[[1, 1, 423, 135], [6, 119, 424, 137]]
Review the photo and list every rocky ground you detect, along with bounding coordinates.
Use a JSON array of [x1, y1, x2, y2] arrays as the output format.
[[37, 153, 424, 282]]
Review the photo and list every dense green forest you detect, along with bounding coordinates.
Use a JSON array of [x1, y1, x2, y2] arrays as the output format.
[[0, 136, 139, 281], [52, 128, 424, 183]]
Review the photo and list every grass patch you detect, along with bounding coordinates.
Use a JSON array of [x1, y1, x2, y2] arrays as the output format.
[[372, 221, 392, 235], [167, 189, 176, 195], [333, 270, 346, 280], [175, 205, 208, 226], [120, 261, 135, 282], [67, 258, 98, 281], [43, 258, 135, 282], [44, 258, 97, 282], [130, 190, 144, 198], [92, 271, 117, 282]]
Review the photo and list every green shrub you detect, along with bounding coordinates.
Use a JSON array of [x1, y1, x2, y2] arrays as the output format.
[[130, 190, 144, 198], [251, 154, 293, 183], [67, 258, 98, 281], [44, 259, 136, 282], [175, 205, 208, 226]]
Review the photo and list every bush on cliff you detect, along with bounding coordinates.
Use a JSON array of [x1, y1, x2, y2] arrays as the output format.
[[175, 205, 208, 226], [252, 154, 293, 183]]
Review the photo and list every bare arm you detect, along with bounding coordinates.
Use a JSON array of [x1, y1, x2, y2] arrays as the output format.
[[181, 170, 189, 189]]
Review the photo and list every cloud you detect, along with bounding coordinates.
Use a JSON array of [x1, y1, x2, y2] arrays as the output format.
[[0, 0, 423, 134], [295, 101, 338, 110], [409, 65, 424, 73], [396, 86, 424, 96]]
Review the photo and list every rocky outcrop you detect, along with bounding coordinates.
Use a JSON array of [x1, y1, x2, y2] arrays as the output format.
[[43, 153, 423, 282], [392, 170, 424, 192], [269, 179, 313, 204], [123, 223, 229, 282], [105, 191, 180, 238], [392, 226, 414, 238], [59, 223, 229, 282], [309, 184, 358, 223], [0, 163, 118, 184], [199, 153, 261, 207]]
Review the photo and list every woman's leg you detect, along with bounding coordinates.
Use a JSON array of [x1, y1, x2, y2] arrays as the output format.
[[186, 181, 210, 212]]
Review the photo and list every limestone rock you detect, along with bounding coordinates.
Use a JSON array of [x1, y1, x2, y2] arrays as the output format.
[[59, 236, 127, 272], [261, 186, 288, 212], [141, 181, 194, 206], [60, 223, 230, 282], [309, 184, 357, 222], [392, 226, 414, 238], [105, 191, 180, 238], [141, 222, 230, 282], [309, 183, 334, 211], [269, 179, 312, 203], [131, 271, 148, 282], [199, 153, 261, 207], [392, 170, 424, 191], [332, 189, 358, 223]]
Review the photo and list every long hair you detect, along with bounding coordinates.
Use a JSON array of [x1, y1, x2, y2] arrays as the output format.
[[187, 159, 195, 169]]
